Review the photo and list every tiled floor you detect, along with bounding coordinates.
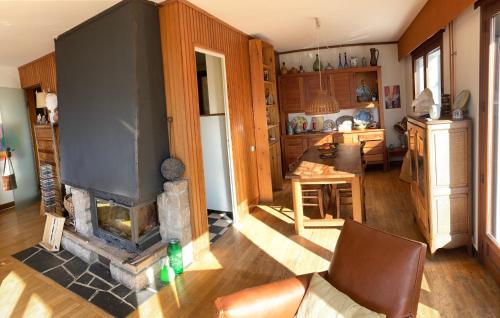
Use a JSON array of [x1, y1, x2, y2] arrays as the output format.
[[208, 210, 233, 243], [12, 245, 166, 318]]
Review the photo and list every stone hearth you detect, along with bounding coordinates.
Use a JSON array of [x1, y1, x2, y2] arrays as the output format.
[[61, 180, 193, 291]]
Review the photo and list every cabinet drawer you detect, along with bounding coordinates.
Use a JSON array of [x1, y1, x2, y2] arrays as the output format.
[[362, 140, 384, 148], [37, 140, 54, 152], [34, 126, 54, 141], [308, 135, 333, 147], [364, 147, 384, 155], [38, 151, 55, 163], [364, 153, 384, 163], [357, 132, 384, 141], [333, 134, 353, 144]]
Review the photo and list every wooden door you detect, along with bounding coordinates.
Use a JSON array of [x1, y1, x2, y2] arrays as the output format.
[[478, 0, 500, 283], [279, 76, 304, 113], [308, 135, 333, 148], [303, 74, 331, 110], [330, 72, 353, 109]]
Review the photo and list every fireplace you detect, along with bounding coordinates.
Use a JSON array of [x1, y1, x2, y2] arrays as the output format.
[[90, 192, 162, 252]]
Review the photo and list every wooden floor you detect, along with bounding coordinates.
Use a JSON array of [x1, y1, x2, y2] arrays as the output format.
[[0, 168, 499, 317]]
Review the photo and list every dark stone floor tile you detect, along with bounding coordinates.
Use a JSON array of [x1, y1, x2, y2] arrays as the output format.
[[111, 284, 132, 298], [44, 266, 74, 287], [209, 225, 225, 234], [77, 272, 94, 284], [89, 263, 118, 286], [68, 283, 96, 300], [12, 246, 40, 262], [24, 250, 64, 273], [64, 257, 88, 277], [125, 288, 156, 308], [90, 277, 112, 291], [91, 291, 135, 317], [57, 250, 74, 260]]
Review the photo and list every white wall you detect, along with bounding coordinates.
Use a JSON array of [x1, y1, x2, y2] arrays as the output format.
[[200, 115, 232, 212], [0, 65, 20, 206], [403, 4, 480, 247], [279, 44, 408, 147], [0, 66, 20, 89]]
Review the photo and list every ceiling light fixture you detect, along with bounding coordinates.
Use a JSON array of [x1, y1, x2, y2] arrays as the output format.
[[306, 18, 340, 115]]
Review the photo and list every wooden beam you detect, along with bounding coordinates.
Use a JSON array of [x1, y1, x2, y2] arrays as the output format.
[[398, 0, 475, 60]]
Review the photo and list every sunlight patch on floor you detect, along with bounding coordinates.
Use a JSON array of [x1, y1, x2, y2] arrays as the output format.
[[418, 302, 441, 317], [0, 271, 26, 318], [421, 273, 431, 292], [257, 205, 294, 224], [239, 213, 333, 275], [23, 293, 53, 317]]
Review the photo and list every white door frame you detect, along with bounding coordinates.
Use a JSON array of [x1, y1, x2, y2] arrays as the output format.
[[194, 47, 239, 226]]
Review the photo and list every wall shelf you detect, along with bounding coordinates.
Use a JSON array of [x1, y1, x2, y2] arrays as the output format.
[[249, 38, 283, 201]]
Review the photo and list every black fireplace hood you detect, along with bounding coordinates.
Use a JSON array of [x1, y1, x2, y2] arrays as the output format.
[[56, 0, 169, 205]]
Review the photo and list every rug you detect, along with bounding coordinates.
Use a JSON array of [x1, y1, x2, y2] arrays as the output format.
[[12, 245, 169, 317]]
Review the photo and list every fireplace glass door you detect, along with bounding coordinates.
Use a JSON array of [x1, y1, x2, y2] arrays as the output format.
[[96, 199, 132, 240]]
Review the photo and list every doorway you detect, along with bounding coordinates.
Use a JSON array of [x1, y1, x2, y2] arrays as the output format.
[[479, 0, 500, 283], [195, 48, 237, 244]]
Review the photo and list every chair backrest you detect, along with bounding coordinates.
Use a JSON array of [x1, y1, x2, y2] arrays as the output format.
[[327, 220, 426, 318]]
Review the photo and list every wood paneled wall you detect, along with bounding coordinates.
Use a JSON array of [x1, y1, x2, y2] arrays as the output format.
[[18, 53, 57, 91], [159, 0, 259, 256], [398, 0, 474, 60]]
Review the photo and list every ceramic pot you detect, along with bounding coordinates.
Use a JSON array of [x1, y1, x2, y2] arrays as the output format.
[[429, 104, 441, 120]]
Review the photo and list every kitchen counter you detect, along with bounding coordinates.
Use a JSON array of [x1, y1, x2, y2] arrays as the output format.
[[281, 128, 388, 171], [282, 128, 385, 138]]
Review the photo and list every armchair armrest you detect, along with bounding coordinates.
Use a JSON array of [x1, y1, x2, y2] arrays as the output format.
[[214, 274, 313, 318]]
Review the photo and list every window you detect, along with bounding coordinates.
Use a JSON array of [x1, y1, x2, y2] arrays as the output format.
[[412, 31, 443, 106]]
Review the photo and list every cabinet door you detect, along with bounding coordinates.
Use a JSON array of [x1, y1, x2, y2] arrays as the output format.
[[279, 77, 304, 113], [330, 72, 353, 109], [416, 129, 427, 201], [408, 125, 418, 182], [283, 138, 308, 170], [303, 75, 331, 110]]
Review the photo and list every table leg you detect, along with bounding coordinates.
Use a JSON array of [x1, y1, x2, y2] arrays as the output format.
[[351, 176, 363, 223], [292, 180, 304, 235]]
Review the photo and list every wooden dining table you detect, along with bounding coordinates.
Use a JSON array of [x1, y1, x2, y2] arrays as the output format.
[[285, 144, 364, 235]]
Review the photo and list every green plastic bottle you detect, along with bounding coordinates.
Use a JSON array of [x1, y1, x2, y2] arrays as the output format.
[[168, 239, 183, 275], [160, 264, 170, 283]]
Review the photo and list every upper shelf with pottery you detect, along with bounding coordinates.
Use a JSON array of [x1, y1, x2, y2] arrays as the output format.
[[278, 66, 383, 121]]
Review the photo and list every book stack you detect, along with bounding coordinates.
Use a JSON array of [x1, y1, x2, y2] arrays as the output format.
[[40, 164, 56, 213]]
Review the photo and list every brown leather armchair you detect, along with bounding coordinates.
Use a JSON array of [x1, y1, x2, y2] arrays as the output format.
[[215, 220, 427, 318]]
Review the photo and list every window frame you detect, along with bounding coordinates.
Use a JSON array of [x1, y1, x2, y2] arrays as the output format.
[[411, 30, 444, 100]]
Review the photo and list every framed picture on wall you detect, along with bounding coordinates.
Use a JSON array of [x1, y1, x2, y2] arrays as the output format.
[[384, 85, 401, 109]]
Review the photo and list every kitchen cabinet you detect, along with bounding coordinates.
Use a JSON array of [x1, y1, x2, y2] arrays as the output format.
[[278, 67, 384, 125], [330, 72, 354, 109], [279, 76, 304, 113], [407, 117, 472, 254]]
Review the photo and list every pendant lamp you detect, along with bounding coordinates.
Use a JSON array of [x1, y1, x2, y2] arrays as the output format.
[[306, 18, 340, 115]]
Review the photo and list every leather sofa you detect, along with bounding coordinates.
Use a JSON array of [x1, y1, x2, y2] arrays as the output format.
[[215, 220, 427, 318]]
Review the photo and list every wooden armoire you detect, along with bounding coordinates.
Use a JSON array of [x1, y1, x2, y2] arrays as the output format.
[[407, 116, 472, 254]]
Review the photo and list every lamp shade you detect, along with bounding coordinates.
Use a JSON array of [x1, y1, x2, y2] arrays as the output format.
[[36, 91, 47, 108], [306, 90, 340, 115]]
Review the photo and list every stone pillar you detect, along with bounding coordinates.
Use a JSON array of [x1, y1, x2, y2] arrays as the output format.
[[157, 180, 194, 267], [72, 188, 93, 236]]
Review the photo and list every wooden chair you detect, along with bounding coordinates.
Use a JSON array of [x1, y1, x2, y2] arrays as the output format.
[[289, 161, 330, 219], [335, 141, 367, 220]]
